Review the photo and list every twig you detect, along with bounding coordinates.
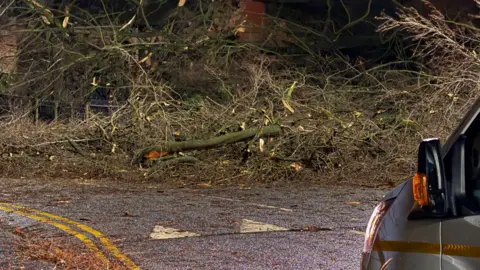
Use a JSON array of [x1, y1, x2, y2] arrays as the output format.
[[147, 156, 199, 176], [30, 138, 99, 148], [66, 137, 89, 156], [0, 0, 14, 17]]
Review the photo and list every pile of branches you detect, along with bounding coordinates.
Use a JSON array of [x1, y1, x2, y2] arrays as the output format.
[[0, 0, 476, 185]]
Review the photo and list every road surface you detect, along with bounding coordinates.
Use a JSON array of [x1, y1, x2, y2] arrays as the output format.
[[0, 178, 387, 269]]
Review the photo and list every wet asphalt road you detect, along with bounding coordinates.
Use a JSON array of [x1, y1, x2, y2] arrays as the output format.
[[0, 178, 387, 269]]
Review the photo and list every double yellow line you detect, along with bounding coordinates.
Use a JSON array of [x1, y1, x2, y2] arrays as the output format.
[[0, 203, 140, 270]]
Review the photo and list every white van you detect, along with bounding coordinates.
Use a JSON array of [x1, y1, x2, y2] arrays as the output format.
[[361, 98, 480, 269]]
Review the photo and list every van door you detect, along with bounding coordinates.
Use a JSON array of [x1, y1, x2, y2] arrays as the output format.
[[441, 216, 480, 269], [441, 116, 480, 269]]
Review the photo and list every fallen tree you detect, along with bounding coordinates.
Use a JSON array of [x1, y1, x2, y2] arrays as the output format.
[[137, 124, 282, 164]]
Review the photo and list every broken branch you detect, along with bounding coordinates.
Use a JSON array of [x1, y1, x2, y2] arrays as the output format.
[[137, 125, 282, 163]]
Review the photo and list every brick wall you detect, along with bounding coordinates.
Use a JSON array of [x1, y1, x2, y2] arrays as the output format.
[[0, 23, 20, 74], [236, 0, 266, 42]]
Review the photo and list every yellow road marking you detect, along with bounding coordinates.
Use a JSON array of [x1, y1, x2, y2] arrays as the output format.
[[0, 203, 141, 270], [0, 205, 109, 265]]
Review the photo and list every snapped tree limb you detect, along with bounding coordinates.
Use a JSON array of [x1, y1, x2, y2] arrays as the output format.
[[137, 125, 282, 163]]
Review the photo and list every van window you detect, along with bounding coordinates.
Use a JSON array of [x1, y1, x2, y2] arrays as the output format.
[[461, 121, 480, 212]]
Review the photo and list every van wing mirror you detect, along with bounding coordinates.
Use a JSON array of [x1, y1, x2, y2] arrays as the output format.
[[413, 138, 447, 213]]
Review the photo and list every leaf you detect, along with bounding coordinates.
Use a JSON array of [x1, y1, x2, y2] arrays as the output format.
[[225, 218, 239, 223], [41, 16, 51, 25], [235, 27, 246, 34], [28, 0, 54, 24], [285, 81, 297, 104], [178, 0, 187, 7], [62, 15, 69, 28], [259, 138, 265, 153], [302, 226, 332, 232], [345, 201, 361, 205], [281, 81, 297, 113], [139, 52, 153, 64], [354, 111, 362, 118], [62, 6, 70, 28], [290, 162, 303, 172], [197, 182, 211, 188], [402, 119, 416, 124], [282, 99, 294, 113], [145, 151, 168, 160], [54, 200, 71, 204], [90, 77, 97, 87], [341, 122, 354, 129]]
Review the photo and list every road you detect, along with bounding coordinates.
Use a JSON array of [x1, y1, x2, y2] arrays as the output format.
[[0, 178, 387, 269]]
